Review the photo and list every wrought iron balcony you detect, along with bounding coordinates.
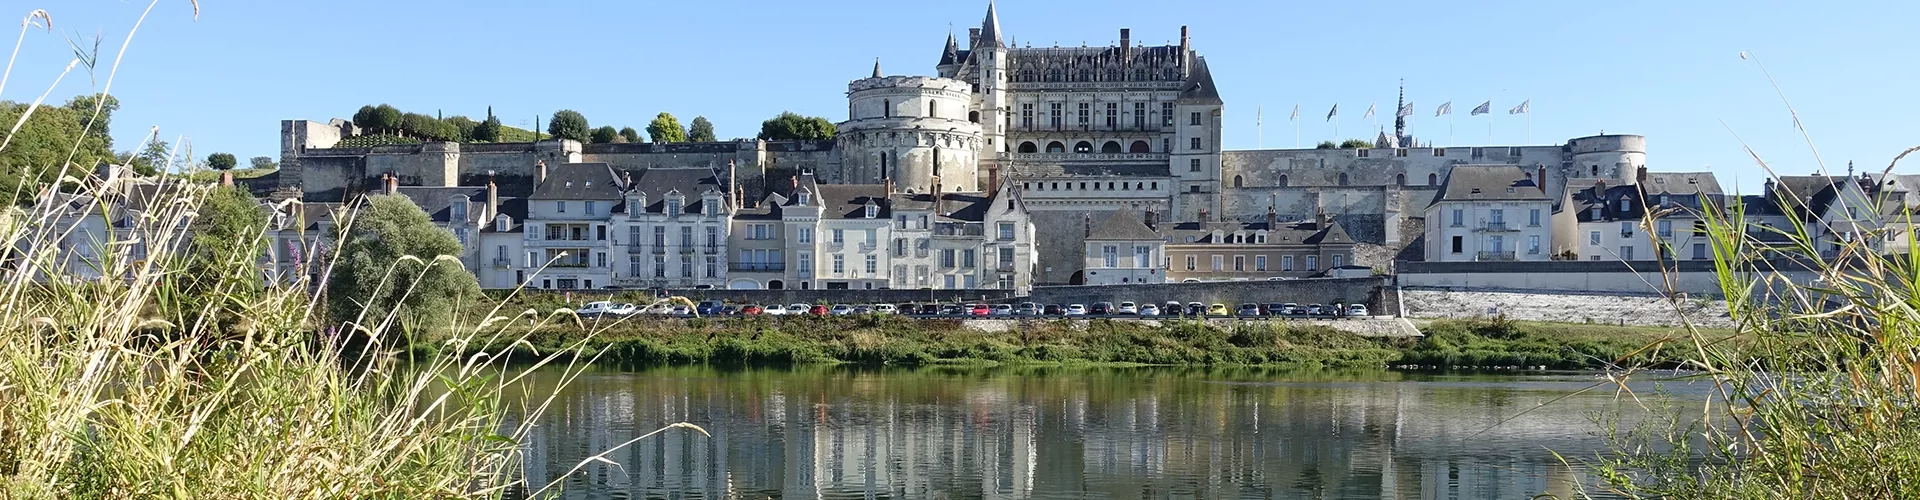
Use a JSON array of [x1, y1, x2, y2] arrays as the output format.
[[492, 258, 512, 268], [1475, 222, 1518, 232], [729, 262, 785, 272], [1475, 251, 1517, 262]]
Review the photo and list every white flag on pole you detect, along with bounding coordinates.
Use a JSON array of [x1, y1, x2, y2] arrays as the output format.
[[1326, 104, 1338, 121], [1471, 101, 1491, 115], [1509, 100, 1530, 114], [1435, 101, 1452, 117], [1397, 101, 1415, 118], [1290, 104, 1299, 122], [1362, 103, 1376, 120]]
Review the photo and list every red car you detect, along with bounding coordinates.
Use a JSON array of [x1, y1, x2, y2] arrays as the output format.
[[741, 304, 763, 315], [970, 304, 992, 316], [809, 304, 830, 316]]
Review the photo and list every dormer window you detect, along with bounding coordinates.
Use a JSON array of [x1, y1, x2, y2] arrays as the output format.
[[864, 204, 877, 219], [1591, 207, 1601, 219], [667, 200, 681, 218], [495, 214, 510, 232], [1620, 198, 1632, 211], [449, 197, 468, 222], [796, 190, 811, 206]]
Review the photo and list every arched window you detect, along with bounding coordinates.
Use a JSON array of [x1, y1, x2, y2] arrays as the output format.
[[927, 100, 937, 118], [1338, 172, 1350, 186], [1046, 141, 1065, 153], [969, 111, 980, 123], [1046, 68, 1062, 82], [1591, 165, 1600, 176], [1233, 175, 1243, 188], [768, 280, 784, 290], [1428, 173, 1438, 186], [1017, 141, 1038, 153], [1278, 174, 1288, 187], [882, 99, 890, 118], [1100, 141, 1122, 153], [1129, 140, 1150, 153], [1073, 141, 1093, 153], [1396, 173, 1406, 185]]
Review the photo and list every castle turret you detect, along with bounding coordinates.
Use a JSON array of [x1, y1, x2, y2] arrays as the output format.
[[836, 75, 984, 192], [973, 2, 1012, 185], [936, 32, 961, 77]]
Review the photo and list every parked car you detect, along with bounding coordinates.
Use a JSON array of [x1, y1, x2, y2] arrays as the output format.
[[1089, 302, 1114, 315], [643, 303, 673, 315], [991, 304, 1014, 316], [1164, 301, 1184, 316], [1186, 302, 1206, 316], [1207, 303, 1230, 316], [851, 305, 874, 314], [766, 304, 791, 315], [1065, 304, 1088, 316], [939, 304, 965, 316], [1280, 303, 1302, 316], [970, 304, 992, 316], [1347, 304, 1370, 316], [575, 301, 632, 317], [1265, 303, 1287, 316], [875, 304, 898, 315], [809, 304, 830, 316], [670, 305, 693, 316], [1043, 304, 1065, 315], [1015, 302, 1040, 316], [1138, 304, 1161, 316], [788, 303, 811, 316], [830, 304, 855, 316], [1115, 302, 1139, 315], [741, 304, 764, 315], [696, 300, 726, 316], [720, 305, 740, 316], [1306, 304, 1326, 316], [918, 304, 942, 315], [1236, 303, 1263, 316]]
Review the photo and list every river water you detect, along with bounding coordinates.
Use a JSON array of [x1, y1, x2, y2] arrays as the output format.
[[506, 365, 1702, 499]]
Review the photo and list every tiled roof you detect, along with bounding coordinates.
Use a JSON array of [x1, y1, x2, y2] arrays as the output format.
[[1641, 172, 1723, 196], [530, 163, 623, 201], [1085, 207, 1160, 240], [1432, 165, 1549, 206], [813, 184, 890, 220], [1161, 219, 1352, 246]]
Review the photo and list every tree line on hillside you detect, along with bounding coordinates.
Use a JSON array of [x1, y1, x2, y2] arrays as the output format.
[[348, 104, 839, 146]]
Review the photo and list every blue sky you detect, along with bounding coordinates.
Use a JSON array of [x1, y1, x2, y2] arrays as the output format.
[[10, 0, 1916, 192]]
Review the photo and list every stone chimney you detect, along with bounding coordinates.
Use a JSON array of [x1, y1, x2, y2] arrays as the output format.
[[1199, 208, 1211, 222], [535, 160, 548, 185], [1537, 166, 1548, 193], [1265, 206, 1278, 231], [883, 176, 894, 196], [968, 28, 980, 48], [727, 159, 739, 208], [219, 170, 234, 187], [1636, 166, 1648, 185], [986, 167, 999, 193], [1143, 210, 1156, 230], [486, 170, 499, 217], [1119, 28, 1130, 53], [1179, 26, 1191, 77], [382, 172, 398, 195], [1318, 211, 1333, 229], [623, 170, 634, 190]]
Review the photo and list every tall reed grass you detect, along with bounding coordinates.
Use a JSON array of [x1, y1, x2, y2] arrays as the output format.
[[1580, 53, 1920, 498], [0, 3, 658, 497]]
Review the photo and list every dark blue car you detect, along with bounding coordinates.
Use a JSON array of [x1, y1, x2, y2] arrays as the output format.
[[696, 300, 726, 315]]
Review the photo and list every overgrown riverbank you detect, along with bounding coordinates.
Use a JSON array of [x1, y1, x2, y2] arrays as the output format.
[[456, 315, 1716, 370]]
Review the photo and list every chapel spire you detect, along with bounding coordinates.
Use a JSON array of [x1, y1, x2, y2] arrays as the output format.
[[1393, 79, 1406, 145]]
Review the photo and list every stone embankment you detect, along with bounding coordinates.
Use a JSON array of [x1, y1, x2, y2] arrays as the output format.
[[1401, 288, 1733, 329], [959, 317, 1423, 337]]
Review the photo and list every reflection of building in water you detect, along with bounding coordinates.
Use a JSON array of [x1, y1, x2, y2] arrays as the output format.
[[515, 369, 1627, 499]]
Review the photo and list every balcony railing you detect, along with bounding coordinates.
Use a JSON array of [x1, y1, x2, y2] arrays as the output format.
[[933, 224, 984, 237], [1476, 251, 1517, 262], [628, 246, 648, 254], [678, 247, 696, 254], [704, 244, 722, 254], [1476, 222, 1517, 232], [1003, 152, 1169, 162], [858, 242, 877, 252], [994, 262, 1017, 272], [491, 258, 511, 268], [729, 262, 786, 272], [827, 241, 845, 250]]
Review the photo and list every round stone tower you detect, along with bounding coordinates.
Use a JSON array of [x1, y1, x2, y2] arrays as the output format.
[[1565, 134, 1646, 184], [835, 74, 983, 193]]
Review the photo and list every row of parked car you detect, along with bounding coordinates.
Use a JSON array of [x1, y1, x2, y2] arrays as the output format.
[[577, 299, 1368, 318]]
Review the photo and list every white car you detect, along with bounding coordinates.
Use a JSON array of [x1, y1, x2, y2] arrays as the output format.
[[1115, 302, 1139, 315], [1138, 304, 1161, 316], [669, 305, 692, 316], [576, 301, 636, 317], [789, 303, 811, 315], [1347, 304, 1370, 316], [874, 304, 898, 314], [1065, 304, 1087, 316], [830, 304, 855, 315], [643, 303, 673, 315], [763, 304, 789, 315]]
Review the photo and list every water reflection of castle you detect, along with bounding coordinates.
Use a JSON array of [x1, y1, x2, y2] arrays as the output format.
[[515, 370, 1590, 498]]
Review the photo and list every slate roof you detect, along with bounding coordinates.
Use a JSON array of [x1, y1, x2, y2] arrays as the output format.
[[393, 186, 487, 224], [1431, 165, 1548, 207], [1771, 175, 1864, 221], [1562, 180, 1647, 222], [481, 197, 526, 233], [530, 163, 623, 201], [623, 167, 729, 215], [1161, 219, 1354, 246], [1641, 172, 1723, 196], [1085, 207, 1161, 240], [1179, 56, 1221, 103], [813, 184, 890, 220]]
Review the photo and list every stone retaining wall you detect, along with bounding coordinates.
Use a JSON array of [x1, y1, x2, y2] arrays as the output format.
[[1401, 288, 1733, 328]]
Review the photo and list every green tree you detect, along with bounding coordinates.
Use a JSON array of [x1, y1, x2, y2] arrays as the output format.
[[352, 105, 380, 131], [0, 100, 117, 204], [65, 93, 119, 149], [372, 104, 402, 134], [180, 185, 269, 316], [206, 152, 238, 170], [589, 125, 619, 144], [618, 127, 642, 144], [126, 140, 173, 176], [443, 116, 477, 142], [1316, 141, 1338, 149], [1339, 139, 1373, 149], [472, 116, 503, 142], [249, 156, 277, 170], [687, 116, 716, 142], [647, 112, 686, 143], [547, 109, 590, 142], [326, 195, 480, 339], [756, 112, 837, 141]]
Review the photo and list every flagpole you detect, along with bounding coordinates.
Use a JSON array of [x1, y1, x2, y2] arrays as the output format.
[[1527, 100, 1533, 144], [1257, 105, 1263, 149], [1449, 107, 1455, 147], [1294, 103, 1301, 148]]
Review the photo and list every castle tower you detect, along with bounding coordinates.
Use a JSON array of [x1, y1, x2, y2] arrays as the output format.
[[1392, 80, 1407, 147], [836, 74, 984, 192], [935, 31, 961, 78], [974, 2, 1012, 184]]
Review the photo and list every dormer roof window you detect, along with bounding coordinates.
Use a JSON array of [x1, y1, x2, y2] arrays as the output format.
[[864, 203, 878, 219], [797, 190, 811, 206]]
